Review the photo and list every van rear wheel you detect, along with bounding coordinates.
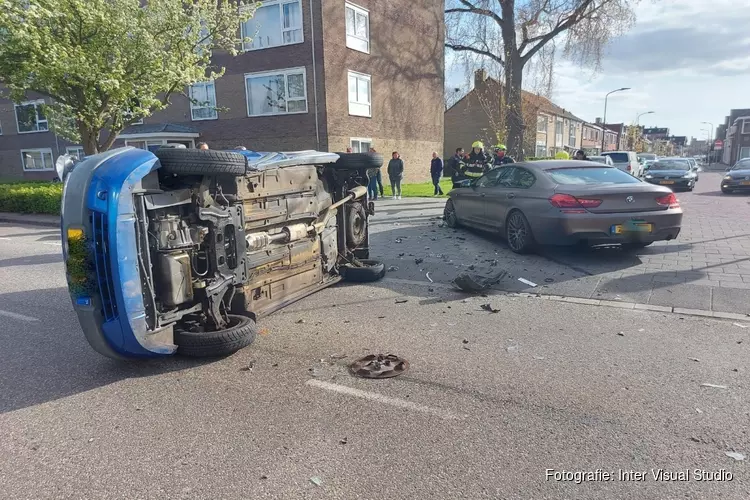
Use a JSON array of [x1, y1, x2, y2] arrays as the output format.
[[175, 314, 257, 357]]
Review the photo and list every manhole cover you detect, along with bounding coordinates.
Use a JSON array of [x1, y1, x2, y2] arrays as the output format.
[[349, 354, 409, 379]]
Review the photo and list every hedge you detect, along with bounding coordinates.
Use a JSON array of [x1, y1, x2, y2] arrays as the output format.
[[0, 182, 63, 215]]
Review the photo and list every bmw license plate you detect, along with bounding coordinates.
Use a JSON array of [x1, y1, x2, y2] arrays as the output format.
[[612, 222, 653, 234]]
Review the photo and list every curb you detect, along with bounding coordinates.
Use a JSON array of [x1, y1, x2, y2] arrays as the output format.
[[382, 277, 750, 323], [0, 215, 60, 228]]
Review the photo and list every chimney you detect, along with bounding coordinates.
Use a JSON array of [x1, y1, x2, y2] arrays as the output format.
[[474, 69, 488, 88]]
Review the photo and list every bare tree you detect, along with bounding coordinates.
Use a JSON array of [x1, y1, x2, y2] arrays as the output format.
[[446, 0, 638, 160]]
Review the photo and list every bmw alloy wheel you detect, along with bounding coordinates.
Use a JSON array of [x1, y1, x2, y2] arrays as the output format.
[[507, 212, 531, 253]]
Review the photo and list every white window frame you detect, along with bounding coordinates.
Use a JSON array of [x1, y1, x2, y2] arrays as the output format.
[[15, 100, 48, 134], [555, 118, 564, 147], [347, 70, 371, 117], [66, 146, 85, 160], [537, 115, 547, 133], [568, 123, 576, 147], [345, 2, 370, 54], [244, 66, 308, 117], [189, 81, 218, 121], [21, 148, 54, 171], [742, 119, 750, 134], [241, 0, 304, 52], [350, 137, 372, 153]]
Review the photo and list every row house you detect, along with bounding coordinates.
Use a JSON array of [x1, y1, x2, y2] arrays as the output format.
[[0, 0, 445, 181]]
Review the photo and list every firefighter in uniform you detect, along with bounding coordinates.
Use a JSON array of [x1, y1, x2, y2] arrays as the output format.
[[461, 141, 492, 180], [492, 144, 515, 166]]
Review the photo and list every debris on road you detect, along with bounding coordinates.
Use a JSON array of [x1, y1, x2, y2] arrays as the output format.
[[696, 408, 703, 414], [415, 258, 424, 264], [700, 383, 728, 389], [388, 265, 399, 272], [506, 346, 519, 353], [544, 278, 554, 283], [732, 323, 747, 328], [638, 328, 645, 332], [330, 354, 347, 360], [617, 332, 624, 336], [725, 451, 746, 461], [350, 354, 409, 379], [395, 298, 408, 304], [395, 238, 403, 243], [310, 477, 323, 487], [533, 356, 546, 360], [518, 277, 537, 287], [296, 319, 305, 324], [240, 360, 256, 372], [688, 357, 700, 362], [339, 437, 348, 445], [480, 303, 500, 313], [468, 265, 475, 270], [426, 272, 433, 283], [453, 271, 507, 293], [462, 339, 469, 344]]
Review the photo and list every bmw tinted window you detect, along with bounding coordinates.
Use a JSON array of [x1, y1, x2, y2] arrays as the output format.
[[474, 166, 510, 187], [506, 168, 536, 189], [546, 167, 640, 185]]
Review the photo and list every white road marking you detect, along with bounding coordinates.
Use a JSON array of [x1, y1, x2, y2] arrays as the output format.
[[0, 237, 10, 241], [42, 241, 62, 246], [306, 379, 461, 420], [0, 309, 39, 322]]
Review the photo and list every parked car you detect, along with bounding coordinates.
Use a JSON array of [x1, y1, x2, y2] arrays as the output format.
[[722, 158, 750, 194], [602, 151, 642, 177], [643, 159, 698, 191], [443, 160, 682, 253], [588, 155, 614, 166], [59, 147, 385, 359], [637, 153, 657, 164]]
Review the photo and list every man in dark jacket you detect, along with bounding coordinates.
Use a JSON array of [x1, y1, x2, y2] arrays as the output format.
[[574, 149, 589, 161], [430, 152, 444, 195], [449, 147, 466, 187], [387, 151, 405, 200], [492, 144, 515, 166]]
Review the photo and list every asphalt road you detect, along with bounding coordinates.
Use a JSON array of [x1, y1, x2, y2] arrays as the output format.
[[0, 217, 749, 499]]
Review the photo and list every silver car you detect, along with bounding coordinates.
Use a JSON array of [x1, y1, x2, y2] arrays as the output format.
[[602, 151, 642, 177], [444, 160, 683, 253]]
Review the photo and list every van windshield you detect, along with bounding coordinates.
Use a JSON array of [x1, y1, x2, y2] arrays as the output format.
[[603, 152, 628, 163]]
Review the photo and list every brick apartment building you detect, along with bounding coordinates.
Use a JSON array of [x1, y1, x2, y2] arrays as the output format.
[[0, 0, 444, 181], [720, 108, 750, 165], [444, 70, 583, 159]]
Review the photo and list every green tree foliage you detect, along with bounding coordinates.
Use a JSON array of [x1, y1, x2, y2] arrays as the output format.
[[0, 0, 256, 154]]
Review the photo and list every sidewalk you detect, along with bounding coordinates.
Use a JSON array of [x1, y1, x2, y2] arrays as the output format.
[[0, 212, 60, 227]]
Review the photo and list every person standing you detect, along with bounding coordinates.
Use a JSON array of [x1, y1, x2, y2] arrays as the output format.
[[574, 149, 589, 161], [450, 147, 467, 188], [370, 147, 384, 197], [492, 144, 515, 166], [387, 151, 405, 200], [430, 152, 444, 195], [367, 167, 380, 200]]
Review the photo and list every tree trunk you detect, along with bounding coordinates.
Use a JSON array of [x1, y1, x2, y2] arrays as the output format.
[[80, 122, 99, 156], [504, 56, 525, 161]]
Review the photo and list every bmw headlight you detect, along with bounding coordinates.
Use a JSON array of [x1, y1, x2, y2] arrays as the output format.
[[682, 173, 691, 178], [645, 174, 653, 179], [723, 175, 732, 180]]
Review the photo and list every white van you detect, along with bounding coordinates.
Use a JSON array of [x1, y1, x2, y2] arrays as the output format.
[[602, 151, 642, 177]]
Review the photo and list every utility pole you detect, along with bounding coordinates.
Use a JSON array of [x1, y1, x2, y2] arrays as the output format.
[[601, 88, 631, 152], [701, 121, 714, 165]]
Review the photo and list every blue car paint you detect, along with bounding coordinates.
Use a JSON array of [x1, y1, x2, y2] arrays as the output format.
[[85, 148, 175, 358]]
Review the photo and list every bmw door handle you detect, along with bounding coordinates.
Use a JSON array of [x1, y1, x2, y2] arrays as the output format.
[[506, 193, 516, 199], [480, 193, 486, 197]]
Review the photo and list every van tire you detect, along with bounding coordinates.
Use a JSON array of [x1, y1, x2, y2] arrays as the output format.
[[340, 259, 385, 283], [155, 148, 247, 176], [333, 152, 384, 170], [175, 314, 257, 357]]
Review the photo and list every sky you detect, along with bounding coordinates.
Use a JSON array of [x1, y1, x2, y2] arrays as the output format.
[[445, 0, 750, 142]]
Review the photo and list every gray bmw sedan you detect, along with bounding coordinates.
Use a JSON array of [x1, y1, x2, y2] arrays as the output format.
[[443, 160, 683, 253]]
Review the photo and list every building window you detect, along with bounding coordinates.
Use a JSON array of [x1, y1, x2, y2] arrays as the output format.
[[190, 81, 218, 121], [350, 138, 371, 153], [125, 139, 195, 152], [535, 141, 546, 157], [21, 149, 54, 171], [537, 115, 547, 133], [345, 2, 369, 53], [15, 100, 48, 133], [347, 71, 371, 117], [66, 146, 85, 160], [569, 123, 576, 147], [245, 67, 307, 117], [241, 0, 303, 51], [555, 119, 563, 146], [743, 120, 750, 135]]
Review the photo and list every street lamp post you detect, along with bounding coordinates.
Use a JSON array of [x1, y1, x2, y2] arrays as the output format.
[[633, 111, 654, 152], [636, 111, 654, 125], [601, 87, 631, 152], [701, 121, 714, 165]]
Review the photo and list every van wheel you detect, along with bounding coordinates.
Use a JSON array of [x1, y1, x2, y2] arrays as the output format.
[[346, 202, 368, 248], [155, 149, 247, 176], [333, 152, 384, 169], [175, 314, 257, 357], [339, 259, 385, 283]]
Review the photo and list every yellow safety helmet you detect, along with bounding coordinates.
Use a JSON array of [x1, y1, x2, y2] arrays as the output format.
[[555, 151, 570, 160], [493, 144, 507, 151], [471, 141, 484, 149]]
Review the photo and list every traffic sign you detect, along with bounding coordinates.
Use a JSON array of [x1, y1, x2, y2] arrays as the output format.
[[714, 139, 724, 150]]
